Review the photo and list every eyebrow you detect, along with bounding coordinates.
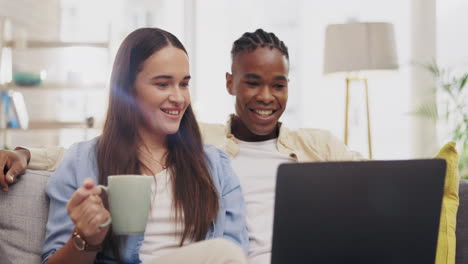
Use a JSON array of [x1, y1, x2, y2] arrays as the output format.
[[243, 74, 288, 82], [243, 74, 262, 80], [273, 76, 288, 81], [151, 75, 172, 80], [150, 75, 191, 80]]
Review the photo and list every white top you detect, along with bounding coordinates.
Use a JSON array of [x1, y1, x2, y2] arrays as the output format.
[[139, 170, 189, 262], [231, 139, 296, 264]]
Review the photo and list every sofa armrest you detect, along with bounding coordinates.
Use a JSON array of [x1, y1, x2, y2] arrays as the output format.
[[0, 169, 52, 263], [456, 179, 468, 264]]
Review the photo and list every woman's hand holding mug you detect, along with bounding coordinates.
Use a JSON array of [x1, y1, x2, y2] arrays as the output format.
[[67, 177, 111, 247]]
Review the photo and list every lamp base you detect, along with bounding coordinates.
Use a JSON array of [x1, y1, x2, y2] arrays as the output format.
[[345, 77, 373, 159]]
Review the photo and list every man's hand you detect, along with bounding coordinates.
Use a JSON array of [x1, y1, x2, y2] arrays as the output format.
[[0, 147, 30, 192]]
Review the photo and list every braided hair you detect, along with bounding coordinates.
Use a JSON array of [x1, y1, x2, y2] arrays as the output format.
[[230, 28, 289, 61]]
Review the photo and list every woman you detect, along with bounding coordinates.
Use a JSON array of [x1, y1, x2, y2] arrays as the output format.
[[42, 28, 248, 264]]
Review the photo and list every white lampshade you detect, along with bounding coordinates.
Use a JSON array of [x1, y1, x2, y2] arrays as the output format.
[[323, 22, 398, 74]]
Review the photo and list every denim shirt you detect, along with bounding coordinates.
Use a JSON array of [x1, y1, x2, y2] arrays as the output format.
[[41, 137, 248, 264]]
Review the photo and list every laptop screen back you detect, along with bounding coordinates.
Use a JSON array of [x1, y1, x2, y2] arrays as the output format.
[[271, 159, 446, 264]]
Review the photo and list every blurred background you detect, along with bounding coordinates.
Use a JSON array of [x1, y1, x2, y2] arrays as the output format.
[[0, 0, 467, 175]]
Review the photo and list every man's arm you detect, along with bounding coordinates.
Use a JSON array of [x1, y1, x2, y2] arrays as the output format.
[[27, 146, 66, 171], [0, 147, 30, 192], [325, 131, 364, 160], [0, 146, 65, 192]]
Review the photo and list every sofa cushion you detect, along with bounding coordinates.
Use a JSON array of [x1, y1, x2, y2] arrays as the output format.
[[435, 142, 460, 264], [456, 179, 468, 264], [0, 169, 52, 264]]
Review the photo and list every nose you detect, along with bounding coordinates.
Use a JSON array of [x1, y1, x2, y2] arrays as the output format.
[[168, 86, 185, 105], [256, 86, 274, 104]]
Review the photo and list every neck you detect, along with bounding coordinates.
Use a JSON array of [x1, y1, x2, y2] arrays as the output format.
[[138, 126, 167, 150], [138, 127, 168, 174], [230, 116, 280, 142]]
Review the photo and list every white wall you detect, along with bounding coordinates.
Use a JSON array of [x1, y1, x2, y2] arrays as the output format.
[[437, 0, 468, 69], [409, 0, 438, 158]]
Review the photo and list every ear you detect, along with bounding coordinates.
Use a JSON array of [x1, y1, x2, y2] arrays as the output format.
[[226, 72, 235, 95]]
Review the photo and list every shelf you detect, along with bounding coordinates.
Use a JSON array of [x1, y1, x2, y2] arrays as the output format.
[[29, 121, 90, 129], [0, 82, 108, 91], [3, 40, 109, 49], [1, 120, 103, 131]]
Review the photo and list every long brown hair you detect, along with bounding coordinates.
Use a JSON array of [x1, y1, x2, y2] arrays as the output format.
[[97, 28, 219, 253]]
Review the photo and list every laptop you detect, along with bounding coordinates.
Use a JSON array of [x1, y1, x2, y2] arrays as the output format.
[[271, 159, 446, 264]]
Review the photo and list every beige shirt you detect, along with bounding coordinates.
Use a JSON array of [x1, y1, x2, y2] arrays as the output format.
[[28, 116, 360, 170], [201, 116, 361, 162], [28, 146, 65, 171]]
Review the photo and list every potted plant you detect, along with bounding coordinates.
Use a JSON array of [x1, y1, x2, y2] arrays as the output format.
[[415, 63, 468, 178]]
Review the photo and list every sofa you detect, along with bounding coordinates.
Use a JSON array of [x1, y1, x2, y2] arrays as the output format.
[[0, 170, 467, 263]]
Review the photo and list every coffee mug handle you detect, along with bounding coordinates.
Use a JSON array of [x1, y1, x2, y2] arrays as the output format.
[[97, 185, 112, 228]]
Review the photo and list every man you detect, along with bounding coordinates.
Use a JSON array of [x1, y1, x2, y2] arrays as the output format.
[[1, 29, 359, 263]]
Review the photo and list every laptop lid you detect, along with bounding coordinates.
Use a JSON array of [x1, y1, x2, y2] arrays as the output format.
[[271, 159, 446, 264]]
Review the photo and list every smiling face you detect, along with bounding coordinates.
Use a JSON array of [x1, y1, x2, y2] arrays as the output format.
[[226, 47, 289, 141], [134, 46, 190, 137]]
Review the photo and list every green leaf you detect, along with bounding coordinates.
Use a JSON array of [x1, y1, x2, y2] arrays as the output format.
[[445, 103, 450, 120], [459, 144, 468, 178], [459, 74, 468, 91], [443, 83, 452, 92], [453, 131, 463, 141], [452, 123, 467, 141], [410, 103, 439, 121], [426, 62, 440, 77]]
